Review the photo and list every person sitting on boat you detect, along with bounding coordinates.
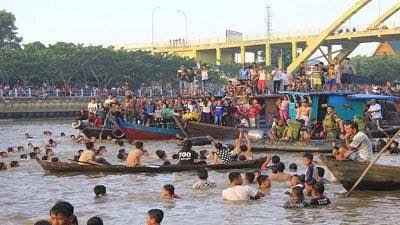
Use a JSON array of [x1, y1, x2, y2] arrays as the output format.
[[284, 119, 302, 142], [177, 141, 199, 166], [344, 122, 373, 161], [77, 108, 89, 124], [311, 121, 324, 139], [322, 106, 344, 140], [182, 107, 201, 122], [78, 142, 102, 165], [156, 150, 171, 166], [192, 168, 216, 190], [269, 162, 291, 182], [126, 141, 149, 167], [268, 118, 287, 142], [95, 146, 111, 165], [222, 172, 265, 201]]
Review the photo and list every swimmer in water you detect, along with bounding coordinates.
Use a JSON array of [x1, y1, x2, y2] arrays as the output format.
[[25, 133, 33, 139], [161, 184, 181, 199]]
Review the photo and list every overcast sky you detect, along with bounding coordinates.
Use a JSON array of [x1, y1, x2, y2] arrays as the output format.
[[2, 0, 400, 55]]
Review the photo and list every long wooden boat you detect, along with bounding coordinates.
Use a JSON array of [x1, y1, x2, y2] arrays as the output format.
[[36, 157, 268, 174], [320, 155, 400, 191], [173, 115, 400, 140], [252, 140, 333, 153]]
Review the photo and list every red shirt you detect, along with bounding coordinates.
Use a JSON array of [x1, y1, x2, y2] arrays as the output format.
[[94, 117, 104, 127]]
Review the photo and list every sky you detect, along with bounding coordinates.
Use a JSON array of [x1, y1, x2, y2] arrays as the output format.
[[1, 0, 400, 56]]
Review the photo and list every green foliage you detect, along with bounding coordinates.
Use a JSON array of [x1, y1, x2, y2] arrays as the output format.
[[0, 10, 22, 50], [351, 54, 400, 84], [0, 42, 196, 88]]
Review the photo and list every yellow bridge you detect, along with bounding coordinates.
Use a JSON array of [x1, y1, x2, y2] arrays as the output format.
[[120, 0, 400, 74]]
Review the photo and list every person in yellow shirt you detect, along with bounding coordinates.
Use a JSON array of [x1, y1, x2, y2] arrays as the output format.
[[183, 108, 201, 122]]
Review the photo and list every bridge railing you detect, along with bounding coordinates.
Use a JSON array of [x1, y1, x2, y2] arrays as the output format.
[[121, 20, 400, 50]]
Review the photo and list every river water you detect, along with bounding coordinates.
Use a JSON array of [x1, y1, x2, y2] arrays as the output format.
[[0, 120, 400, 225]]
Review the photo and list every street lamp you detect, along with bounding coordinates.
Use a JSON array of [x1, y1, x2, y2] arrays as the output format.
[[152, 7, 160, 50], [177, 10, 188, 46]]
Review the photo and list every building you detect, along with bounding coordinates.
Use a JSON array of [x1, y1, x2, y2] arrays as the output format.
[[374, 41, 400, 56]]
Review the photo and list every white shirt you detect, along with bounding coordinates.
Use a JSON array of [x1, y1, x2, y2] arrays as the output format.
[[87, 102, 98, 114], [368, 104, 382, 119], [272, 69, 282, 81], [259, 70, 266, 81], [282, 73, 291, 85], [222, 185, 258, 201], [350, 131, 373, 161], [201, 70, 209, 81]]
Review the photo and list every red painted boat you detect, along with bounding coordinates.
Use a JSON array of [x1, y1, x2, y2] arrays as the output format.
[[116, 118, 179, 140]]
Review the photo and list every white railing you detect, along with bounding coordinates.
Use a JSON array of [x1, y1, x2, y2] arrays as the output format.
[[119, 20, 400, 50]]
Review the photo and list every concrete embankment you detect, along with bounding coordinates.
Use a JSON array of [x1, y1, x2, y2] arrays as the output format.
[[0, 98, 89, 119]]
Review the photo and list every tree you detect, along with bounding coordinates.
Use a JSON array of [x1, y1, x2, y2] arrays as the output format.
[[0, 10, 22, 50]]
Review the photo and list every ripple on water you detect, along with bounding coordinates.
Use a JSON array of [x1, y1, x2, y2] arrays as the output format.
[[1, 120, 400, 224]]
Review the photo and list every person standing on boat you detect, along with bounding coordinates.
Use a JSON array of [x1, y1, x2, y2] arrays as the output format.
[[297, 100, 311, 127], [88, 98, 98, 114], [271, 65, 282, 94], [323, 106, 343, 140], [333, 57, 341, 90], [344, 122, 373, 161], [340, 58, 356, 90], [367, 99, 383, 129]]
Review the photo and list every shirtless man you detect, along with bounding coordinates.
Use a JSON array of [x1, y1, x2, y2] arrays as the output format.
[[233, 128, 252, 160], [269, 162, 291, 182], [297, 101, 311, 127], [78, 142, 102, 165], [126, 141, 149, 167]]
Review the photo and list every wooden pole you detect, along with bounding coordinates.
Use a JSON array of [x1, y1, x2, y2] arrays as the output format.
[[345, 130, 400, 197]]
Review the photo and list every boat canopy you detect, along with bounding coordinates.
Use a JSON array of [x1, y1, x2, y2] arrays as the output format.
[[347, 94, 399, 102]]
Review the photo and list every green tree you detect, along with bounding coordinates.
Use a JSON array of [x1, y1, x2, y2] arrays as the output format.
[[0, 10, 22, 50]]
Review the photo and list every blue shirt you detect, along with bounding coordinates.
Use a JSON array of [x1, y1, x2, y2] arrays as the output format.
[[214, 105, 224, 116], [240, 68, 250, 80]]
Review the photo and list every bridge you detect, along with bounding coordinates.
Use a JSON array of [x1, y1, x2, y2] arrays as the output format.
[[119, 0, 400, 74]]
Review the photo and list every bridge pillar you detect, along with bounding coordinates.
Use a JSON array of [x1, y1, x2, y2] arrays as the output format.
[[278, 48, 283, 69], [240, 46, 246, 63], [254, 52, 259, 63], [291, 42, 298, 62], [265, 43, 271, 67], [216, 48, 221, 66], [327, 45, 333, 62]]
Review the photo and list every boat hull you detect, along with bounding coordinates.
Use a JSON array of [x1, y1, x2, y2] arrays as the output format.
[[36, 157, 268, 174], [320, 155, 400, 191], [252, 140, 333, 153], [174, 116, 400, 140]]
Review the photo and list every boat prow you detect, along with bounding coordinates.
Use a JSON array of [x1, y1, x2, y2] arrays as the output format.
[[320, 155, 400, 191]]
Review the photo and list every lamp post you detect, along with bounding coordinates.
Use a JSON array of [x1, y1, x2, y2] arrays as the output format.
[[152, 7, 160, 50], [177, 10, 188, 46]]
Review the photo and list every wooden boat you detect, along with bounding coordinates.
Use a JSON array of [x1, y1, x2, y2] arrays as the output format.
[[72, 118, 179, 140], [251, 140, 333, 153], [320, 155, 400, 191], [36, 157, 268, 174]]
